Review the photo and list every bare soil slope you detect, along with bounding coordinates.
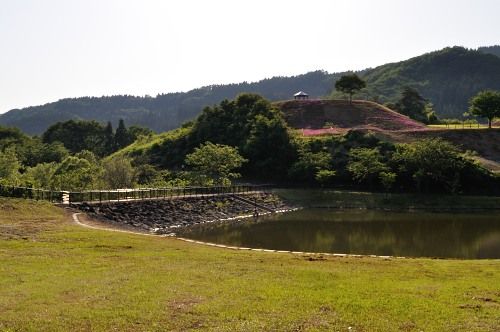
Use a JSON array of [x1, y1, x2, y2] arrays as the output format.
[[276, 99, 427, 132]]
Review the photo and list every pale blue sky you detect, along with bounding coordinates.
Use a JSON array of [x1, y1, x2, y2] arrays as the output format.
[[0, 0, 499, 113]]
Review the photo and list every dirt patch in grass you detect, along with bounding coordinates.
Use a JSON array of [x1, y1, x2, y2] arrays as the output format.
[[166, 296, 206, 330], [304, 255, 327, 261], [167, 296, 203, 311]]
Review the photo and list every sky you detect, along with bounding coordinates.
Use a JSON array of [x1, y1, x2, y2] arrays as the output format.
[[0, 0, 499, 113]]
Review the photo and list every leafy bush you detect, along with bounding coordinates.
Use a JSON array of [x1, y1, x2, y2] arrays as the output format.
[[185, 142, 246, 186], [390, 138, 486, 193], [347, 147, 388, 187]]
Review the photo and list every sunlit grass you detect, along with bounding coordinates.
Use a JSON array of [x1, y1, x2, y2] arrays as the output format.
[[427, 124, 493, 129], [109, 126, 191, 159], [0, 198, 499, 331]]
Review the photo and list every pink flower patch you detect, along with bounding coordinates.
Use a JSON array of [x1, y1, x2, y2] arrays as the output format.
[[301, 128, 345, 136]]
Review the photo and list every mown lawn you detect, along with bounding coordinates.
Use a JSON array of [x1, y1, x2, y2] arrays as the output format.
[[427, 124, 492, 130], [0, 198, 499, 331]]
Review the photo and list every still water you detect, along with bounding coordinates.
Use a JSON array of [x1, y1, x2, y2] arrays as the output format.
[[178, 209, 500, 259]]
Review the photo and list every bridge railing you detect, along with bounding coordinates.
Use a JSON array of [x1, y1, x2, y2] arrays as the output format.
[[0, 184, 64, 203], [0, 184, 270, 204], [68, 184, 269, 204]]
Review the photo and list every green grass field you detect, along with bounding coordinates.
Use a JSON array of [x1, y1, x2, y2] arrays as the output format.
[[427, 124, 494, 129], [1, 198, 499, 331]]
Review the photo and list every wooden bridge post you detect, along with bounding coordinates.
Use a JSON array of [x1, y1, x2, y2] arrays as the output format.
[[62, 191, 70, 204]]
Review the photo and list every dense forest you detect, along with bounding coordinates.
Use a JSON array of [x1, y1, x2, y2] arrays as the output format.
[[115, 94, 499, 195], [0, 71, 337, 135], [1, 93, 499, 194], [0, 120, 154, 190], [333, 47, 500, 118], [478, 45, 500, 58], [1, 46, 500, 135]]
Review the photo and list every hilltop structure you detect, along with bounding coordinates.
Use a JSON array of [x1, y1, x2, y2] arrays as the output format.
[[293, 91, 309, 100]]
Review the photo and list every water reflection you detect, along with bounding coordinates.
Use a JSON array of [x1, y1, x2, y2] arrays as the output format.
[[178, 209, 500, 259]]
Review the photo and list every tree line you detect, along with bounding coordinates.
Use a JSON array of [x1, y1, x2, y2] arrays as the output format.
[[0, 120, 153, 190], [41, 119, 153, 157], [3, 46, 500, 136], [1, 93, 499, 194], [0, 71, 337, 135], [335, 73, 500, 127], [116, 93, 499, 195]]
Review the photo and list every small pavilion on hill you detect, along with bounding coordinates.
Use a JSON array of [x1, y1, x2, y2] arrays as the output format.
[[293, 91, 309, 100]]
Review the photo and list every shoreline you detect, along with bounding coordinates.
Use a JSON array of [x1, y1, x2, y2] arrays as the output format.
[[69, 192, 500, 260], [71, 192, 294, 235], [71, 212, 409, 260], [165, 207, 300, 234]]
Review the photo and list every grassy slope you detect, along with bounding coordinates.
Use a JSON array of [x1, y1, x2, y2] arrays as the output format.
[[351, 47, 500, 119], [276, 99, 500, 171], [109, 101, 500, 173], [276, 100, 427, 132], [109, 126, 191, 160], [1, 198, 499, 331]]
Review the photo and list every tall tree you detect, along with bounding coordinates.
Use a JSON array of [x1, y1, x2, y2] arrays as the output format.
[[185, 142, 247, 186], [334, 74, 366, 104], [393, 87, 431, 123], [42, 120, 107, 156], [347, 147, 388, 187], [0, 147, 21, 185], [22, 162, 58, 189], [114, 119, 132, 150], [469, 90, 500, 128], [101, 155, 136, 189], [190, 93, 296, 179], [104, 121, 115, 155], [391, 138, 469, 193], [51, 156, 96, 190]]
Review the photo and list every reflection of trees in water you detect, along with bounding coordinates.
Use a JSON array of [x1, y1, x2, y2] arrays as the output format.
[[182, 210, 500, 259]]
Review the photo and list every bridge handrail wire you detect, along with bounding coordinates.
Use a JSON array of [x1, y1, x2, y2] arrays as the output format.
[[0, 184, 64, 203], [68, 184, 271, 204]]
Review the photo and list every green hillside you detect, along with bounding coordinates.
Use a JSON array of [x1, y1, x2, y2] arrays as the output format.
[[2, 46, 500, 134], [479, 45, 500, 58], [0, 71, 337, 135], [346, 47, 500, 118]]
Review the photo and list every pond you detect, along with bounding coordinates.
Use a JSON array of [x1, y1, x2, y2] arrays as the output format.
[[178, 208, 500, 259]]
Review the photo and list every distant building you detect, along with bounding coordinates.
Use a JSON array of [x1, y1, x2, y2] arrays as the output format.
[[293, 91, 309, 100]]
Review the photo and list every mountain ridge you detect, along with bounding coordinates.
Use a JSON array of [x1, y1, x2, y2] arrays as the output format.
[[0, 71, 338, 135], [2, 46, 500, 135]]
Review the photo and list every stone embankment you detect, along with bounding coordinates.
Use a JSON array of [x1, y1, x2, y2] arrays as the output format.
[[73, 193, 290, 235]]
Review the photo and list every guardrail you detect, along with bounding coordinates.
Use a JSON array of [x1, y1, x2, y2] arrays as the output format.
[[0, 184, 64, 203], [0, 184, 269, 204], [69, 185, 269, 204]]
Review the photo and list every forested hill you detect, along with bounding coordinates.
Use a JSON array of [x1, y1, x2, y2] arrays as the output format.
[[0, 71, 338, 135], [479, 45, 500, 58], [337, 47, 500, 118], [2, 46, 500, 134]]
